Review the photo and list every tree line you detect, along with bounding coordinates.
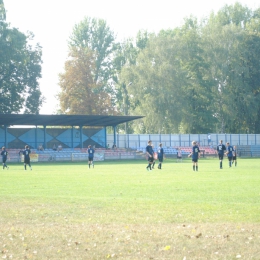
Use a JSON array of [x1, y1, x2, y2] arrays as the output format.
[[1, 1, 260, 134], [58, 2, 260, 134]]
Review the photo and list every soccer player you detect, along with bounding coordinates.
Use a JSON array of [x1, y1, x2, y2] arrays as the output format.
[[87, 145, 95, 168], [1, 147, 9, 170], [23, 145, 32, 170], [188, 141, 200, 171], [216, 140, 226, 169], [157, 143, 165, 169], [232, 145, 237, 167], [146, 140, 154, 171], [225, 142, 234, 168]]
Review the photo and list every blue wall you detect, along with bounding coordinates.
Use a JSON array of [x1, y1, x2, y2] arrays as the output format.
[[0, 127, 106, 149]]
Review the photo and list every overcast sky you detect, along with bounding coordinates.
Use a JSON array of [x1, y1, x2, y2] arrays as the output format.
[[3, 0, 260, 114]]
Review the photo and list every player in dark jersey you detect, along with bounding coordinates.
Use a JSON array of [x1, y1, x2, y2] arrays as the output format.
[[157, 143, 165, 169], [146, 140, 154, 171], [23, 145, 32, 170], [188, 141, 200, 171], [1, 147, 9, 170], [225, 142, 234, 168], [87, 145, 95, 168], [216, 140, 226, 169], [232, 145, 237, 167]]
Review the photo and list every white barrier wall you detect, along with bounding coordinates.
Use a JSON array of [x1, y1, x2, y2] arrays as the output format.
[[107, 134, 260, 149]]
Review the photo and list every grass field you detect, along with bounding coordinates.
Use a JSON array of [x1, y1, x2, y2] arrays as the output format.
[[0, 158, 260, 260]]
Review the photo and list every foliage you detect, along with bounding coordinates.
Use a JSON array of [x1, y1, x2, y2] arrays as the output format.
[[0, 0, 43, 114], [68, 17, 116, 94], [119, 3, 260, 134], [111, 31, 149, 133], [58, 17, 119, 115], [58, 47, 116, 115], [124, 32, 184, 134], [203, 5, 260, 133], [56, 2, 260, 133]]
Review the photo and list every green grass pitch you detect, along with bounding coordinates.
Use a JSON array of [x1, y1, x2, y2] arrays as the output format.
[[0, 158, 260, 259]]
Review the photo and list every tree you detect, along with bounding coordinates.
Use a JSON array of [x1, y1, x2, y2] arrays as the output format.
[[120, 22, 216, 134], [111, 31, 149, 133], [121, 31, 186, 134], [203, 3, 260, 133], [59, 17, 118, 116], [112, 38, 138, 111], [213, 2, 253, 27], [58, 47, 116, 115], [176, 17, 215, 134], [0, 0, 43, 114], [68, 17, 116, 94]]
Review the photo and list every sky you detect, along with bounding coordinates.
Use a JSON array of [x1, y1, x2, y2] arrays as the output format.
[[3, 0, 260, 114]]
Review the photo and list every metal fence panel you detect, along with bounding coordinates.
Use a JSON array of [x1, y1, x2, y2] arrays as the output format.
[[107, 133, 260, 148]]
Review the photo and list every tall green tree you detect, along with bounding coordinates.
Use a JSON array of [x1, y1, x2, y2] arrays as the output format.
[[176, 17, 215, 134], [112, 31, 149, 133], [203, 3, 260, 133], [0, 0, 43, 114], [112, 38, 138, 111], [122, 31, 186, 134]]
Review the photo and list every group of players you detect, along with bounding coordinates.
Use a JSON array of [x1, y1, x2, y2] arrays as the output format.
[[1, 144, 95, 170], [1, 145, 32, 170], [2, 141, 237, 171], [217, 140, 237, 169], [146, 140, 165, 171], [145, 139, 238, 171]]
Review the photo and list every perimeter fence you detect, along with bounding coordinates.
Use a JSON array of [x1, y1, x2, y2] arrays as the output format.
[[107, 133, 260, 149]]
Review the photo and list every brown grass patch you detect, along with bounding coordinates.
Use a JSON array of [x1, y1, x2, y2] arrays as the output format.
[[1, 221, 260, 259]]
